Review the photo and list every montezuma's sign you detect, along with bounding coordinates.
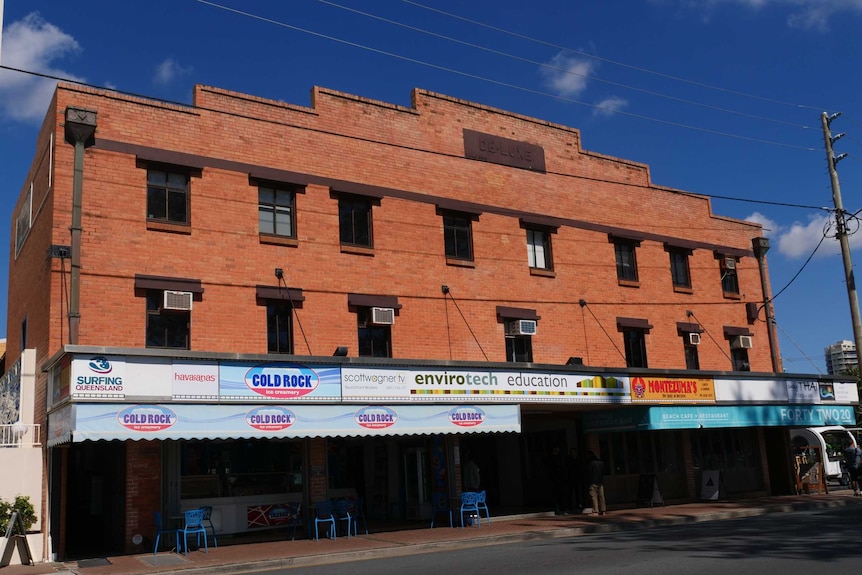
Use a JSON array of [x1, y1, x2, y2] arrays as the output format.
[[463, 129, 546, 173]]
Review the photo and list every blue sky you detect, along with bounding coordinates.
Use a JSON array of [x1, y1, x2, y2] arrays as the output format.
[[2, 0, 862, 373]]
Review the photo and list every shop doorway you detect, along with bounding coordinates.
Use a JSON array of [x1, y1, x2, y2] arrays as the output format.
[[65, 442, 126, 559]]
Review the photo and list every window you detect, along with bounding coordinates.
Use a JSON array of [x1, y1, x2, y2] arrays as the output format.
[[267, 301, 294, 354], [526, 228, 552, 270], [613, 239, 639, 283], [668, 248, 692, 289], [731, 347, 750, 371], [622, 329, 648, 368], [443, 212, 473, 261], [147, 169, 189, 224], [339, 195, 373, 247], [259, 185, 296, 238], [146, 290, 190, 349], [684, 340, 700, 370], [505, 335, 533, 362], [721, 258, 740, 295], [20, 316, 27, 351], [358, 308, 392, 357]]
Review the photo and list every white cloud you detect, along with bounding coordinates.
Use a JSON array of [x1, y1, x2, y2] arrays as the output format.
[[540, 51, 596, 98], [654, 0, 862, 30], [745, 212, 779, 237], [744, 211, 862, 259], [592, 96, 628, 117], [0, 13, 83, 122], [153, 58, 191, 86]]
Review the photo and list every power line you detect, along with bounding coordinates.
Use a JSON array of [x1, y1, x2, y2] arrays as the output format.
[[191, 0, 817, 151], [399, 0, 828, 113], [316, 0, 812, 130]]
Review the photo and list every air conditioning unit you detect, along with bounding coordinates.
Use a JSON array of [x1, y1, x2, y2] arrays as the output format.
[[731, 335, 753, 349], [688, 332, 701, 345], [722, 257, 737, 270], [370, 307, 395, 325], [505, 319, 537, 336], [163, 290, 193, 311]]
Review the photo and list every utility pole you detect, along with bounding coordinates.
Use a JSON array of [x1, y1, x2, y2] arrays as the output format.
[[821, 112, 862, 371]]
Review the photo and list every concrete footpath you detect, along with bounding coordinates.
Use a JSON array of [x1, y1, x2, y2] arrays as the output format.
[[5, 493, 859, 575]]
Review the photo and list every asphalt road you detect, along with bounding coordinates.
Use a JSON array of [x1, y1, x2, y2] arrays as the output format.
[[250, 503, 862, 575]]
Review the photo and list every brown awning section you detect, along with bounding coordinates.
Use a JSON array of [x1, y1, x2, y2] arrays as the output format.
[[496, 306, 540, 321], [135, 148, 206, 171], [723, 326, 753, 337], [435, 198, 483, 217], [248, 168, 310, 188], [676, 321, 704, 334], [664, 240, 699, 252], [519, 216, 561, 231], [134, 274, 204, 294], [608, 232, 645, 244], [617, 317, 653, 331], [348, 293, 402, 309], [255, 285, 305, 302]]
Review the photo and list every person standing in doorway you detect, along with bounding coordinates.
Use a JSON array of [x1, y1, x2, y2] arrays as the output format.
[[586, 450, 606, 516], [463, 451, 481, 491]]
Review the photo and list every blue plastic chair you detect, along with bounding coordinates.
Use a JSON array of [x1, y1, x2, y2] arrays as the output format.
[[152, 511, 177, 555], [476, 490, 491, 526], [352, 496, 369, 535], [333, 498, 353, 538], [200, 506, 218, 548], [430, 493, 453, 528], [177, 508, 209, 554], [459, 491, 481, 528], [313, 500, 336, 540]]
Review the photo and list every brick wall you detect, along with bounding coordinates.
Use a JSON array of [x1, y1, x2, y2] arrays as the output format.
[[125, 441, 161, 554], [5, 82, 773, 372]]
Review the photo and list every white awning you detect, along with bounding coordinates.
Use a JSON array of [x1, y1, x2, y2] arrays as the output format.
[[60, 403, 520, 442]]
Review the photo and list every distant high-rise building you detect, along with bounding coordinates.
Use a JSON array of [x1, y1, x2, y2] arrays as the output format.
[[825, 340, 858, 374]]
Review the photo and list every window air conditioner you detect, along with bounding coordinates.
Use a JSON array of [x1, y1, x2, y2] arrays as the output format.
[[163, 290, 193, 311], [731, 335, 753, 349], [688, 332, 701, 345], [722, 257, 736, 270], [505, 319, 537, 336], [370, 307, 395, 325]]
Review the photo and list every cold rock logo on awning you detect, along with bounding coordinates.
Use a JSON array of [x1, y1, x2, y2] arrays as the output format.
[[448, 406, 485, 427], [246, 406, 296, 431], [244, 363, 320, 399], [355, 406, 397, 430], [118, 405, 176, 432]]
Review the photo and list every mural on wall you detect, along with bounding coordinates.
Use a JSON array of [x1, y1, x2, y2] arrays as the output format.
[[0, 359, 21, 424]]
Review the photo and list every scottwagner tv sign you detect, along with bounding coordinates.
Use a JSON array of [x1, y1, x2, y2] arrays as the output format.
[[341, 366, 631, 403]]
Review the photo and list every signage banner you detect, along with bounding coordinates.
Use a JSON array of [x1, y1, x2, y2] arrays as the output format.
[[583, 404, 857, 432], [69, 403, 521, 441], [341, 367, 630, 403], [219, 362, 341, 402], [630, 376, 715, 403]]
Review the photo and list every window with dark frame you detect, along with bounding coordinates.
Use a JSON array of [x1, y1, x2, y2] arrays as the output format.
[[614, 239, 639, 282], [622, 328, 648, 368], [505, 335, 533, 362], [443, 212, 473, 261], [259, 185, 296, 238], [266, 300, 294, 354], [147, 168, 189, 224], [357, 308, 392, 358], [684, 340, 700, 370], [526, 228, 552, 270], [731, 347, 750, 371], [145, 290, 190, 349], [338, 195, 373, 247], [668, 248, 692, 288], [721, 258, 740, 295]]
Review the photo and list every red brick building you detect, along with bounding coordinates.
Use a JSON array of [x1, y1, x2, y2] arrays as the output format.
[[7, 82, 855, 560]]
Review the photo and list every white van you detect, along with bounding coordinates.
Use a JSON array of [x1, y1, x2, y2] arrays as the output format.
[[789, 426, 857, 485]]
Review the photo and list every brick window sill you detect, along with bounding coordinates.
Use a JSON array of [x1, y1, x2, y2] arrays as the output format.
[[260, 234, 298, 248], [446, 258, 475, 268], [673, 286, 694, 294], [617, 279, 640, 288], [722, 291, 742, 300], [147, 220, 191, 235], [340, 245, 375, 256], [529, 268, 556, 278]]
